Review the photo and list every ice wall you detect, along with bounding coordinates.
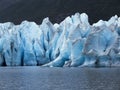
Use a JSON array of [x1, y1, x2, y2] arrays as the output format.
[[0, 13, 120, 67]]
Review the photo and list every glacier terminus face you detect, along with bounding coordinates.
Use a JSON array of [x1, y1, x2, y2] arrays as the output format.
[[0, 13, 120, 67]]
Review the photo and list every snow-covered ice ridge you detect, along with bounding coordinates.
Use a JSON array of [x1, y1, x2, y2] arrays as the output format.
[[0, 13, 120, 67]]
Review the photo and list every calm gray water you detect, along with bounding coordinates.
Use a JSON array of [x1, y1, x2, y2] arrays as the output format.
[[0, 67, 120, 90]]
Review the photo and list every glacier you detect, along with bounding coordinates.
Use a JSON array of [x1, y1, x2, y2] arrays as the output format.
[[0, 13, 120, 67]]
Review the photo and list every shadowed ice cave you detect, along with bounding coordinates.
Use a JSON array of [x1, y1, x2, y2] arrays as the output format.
[[0, 13, 120, 67]]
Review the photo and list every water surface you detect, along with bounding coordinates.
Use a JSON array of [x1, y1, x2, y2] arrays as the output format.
[[0, 67, 120, 90]]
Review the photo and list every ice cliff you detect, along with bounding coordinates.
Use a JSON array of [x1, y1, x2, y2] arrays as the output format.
[[0, 13, 120, 67]]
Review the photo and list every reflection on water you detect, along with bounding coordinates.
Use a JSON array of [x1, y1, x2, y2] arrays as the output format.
[[0, 67, 120, 90]]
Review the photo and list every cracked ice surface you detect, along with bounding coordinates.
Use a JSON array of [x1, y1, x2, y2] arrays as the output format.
[[0, 13, 120, 67]]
